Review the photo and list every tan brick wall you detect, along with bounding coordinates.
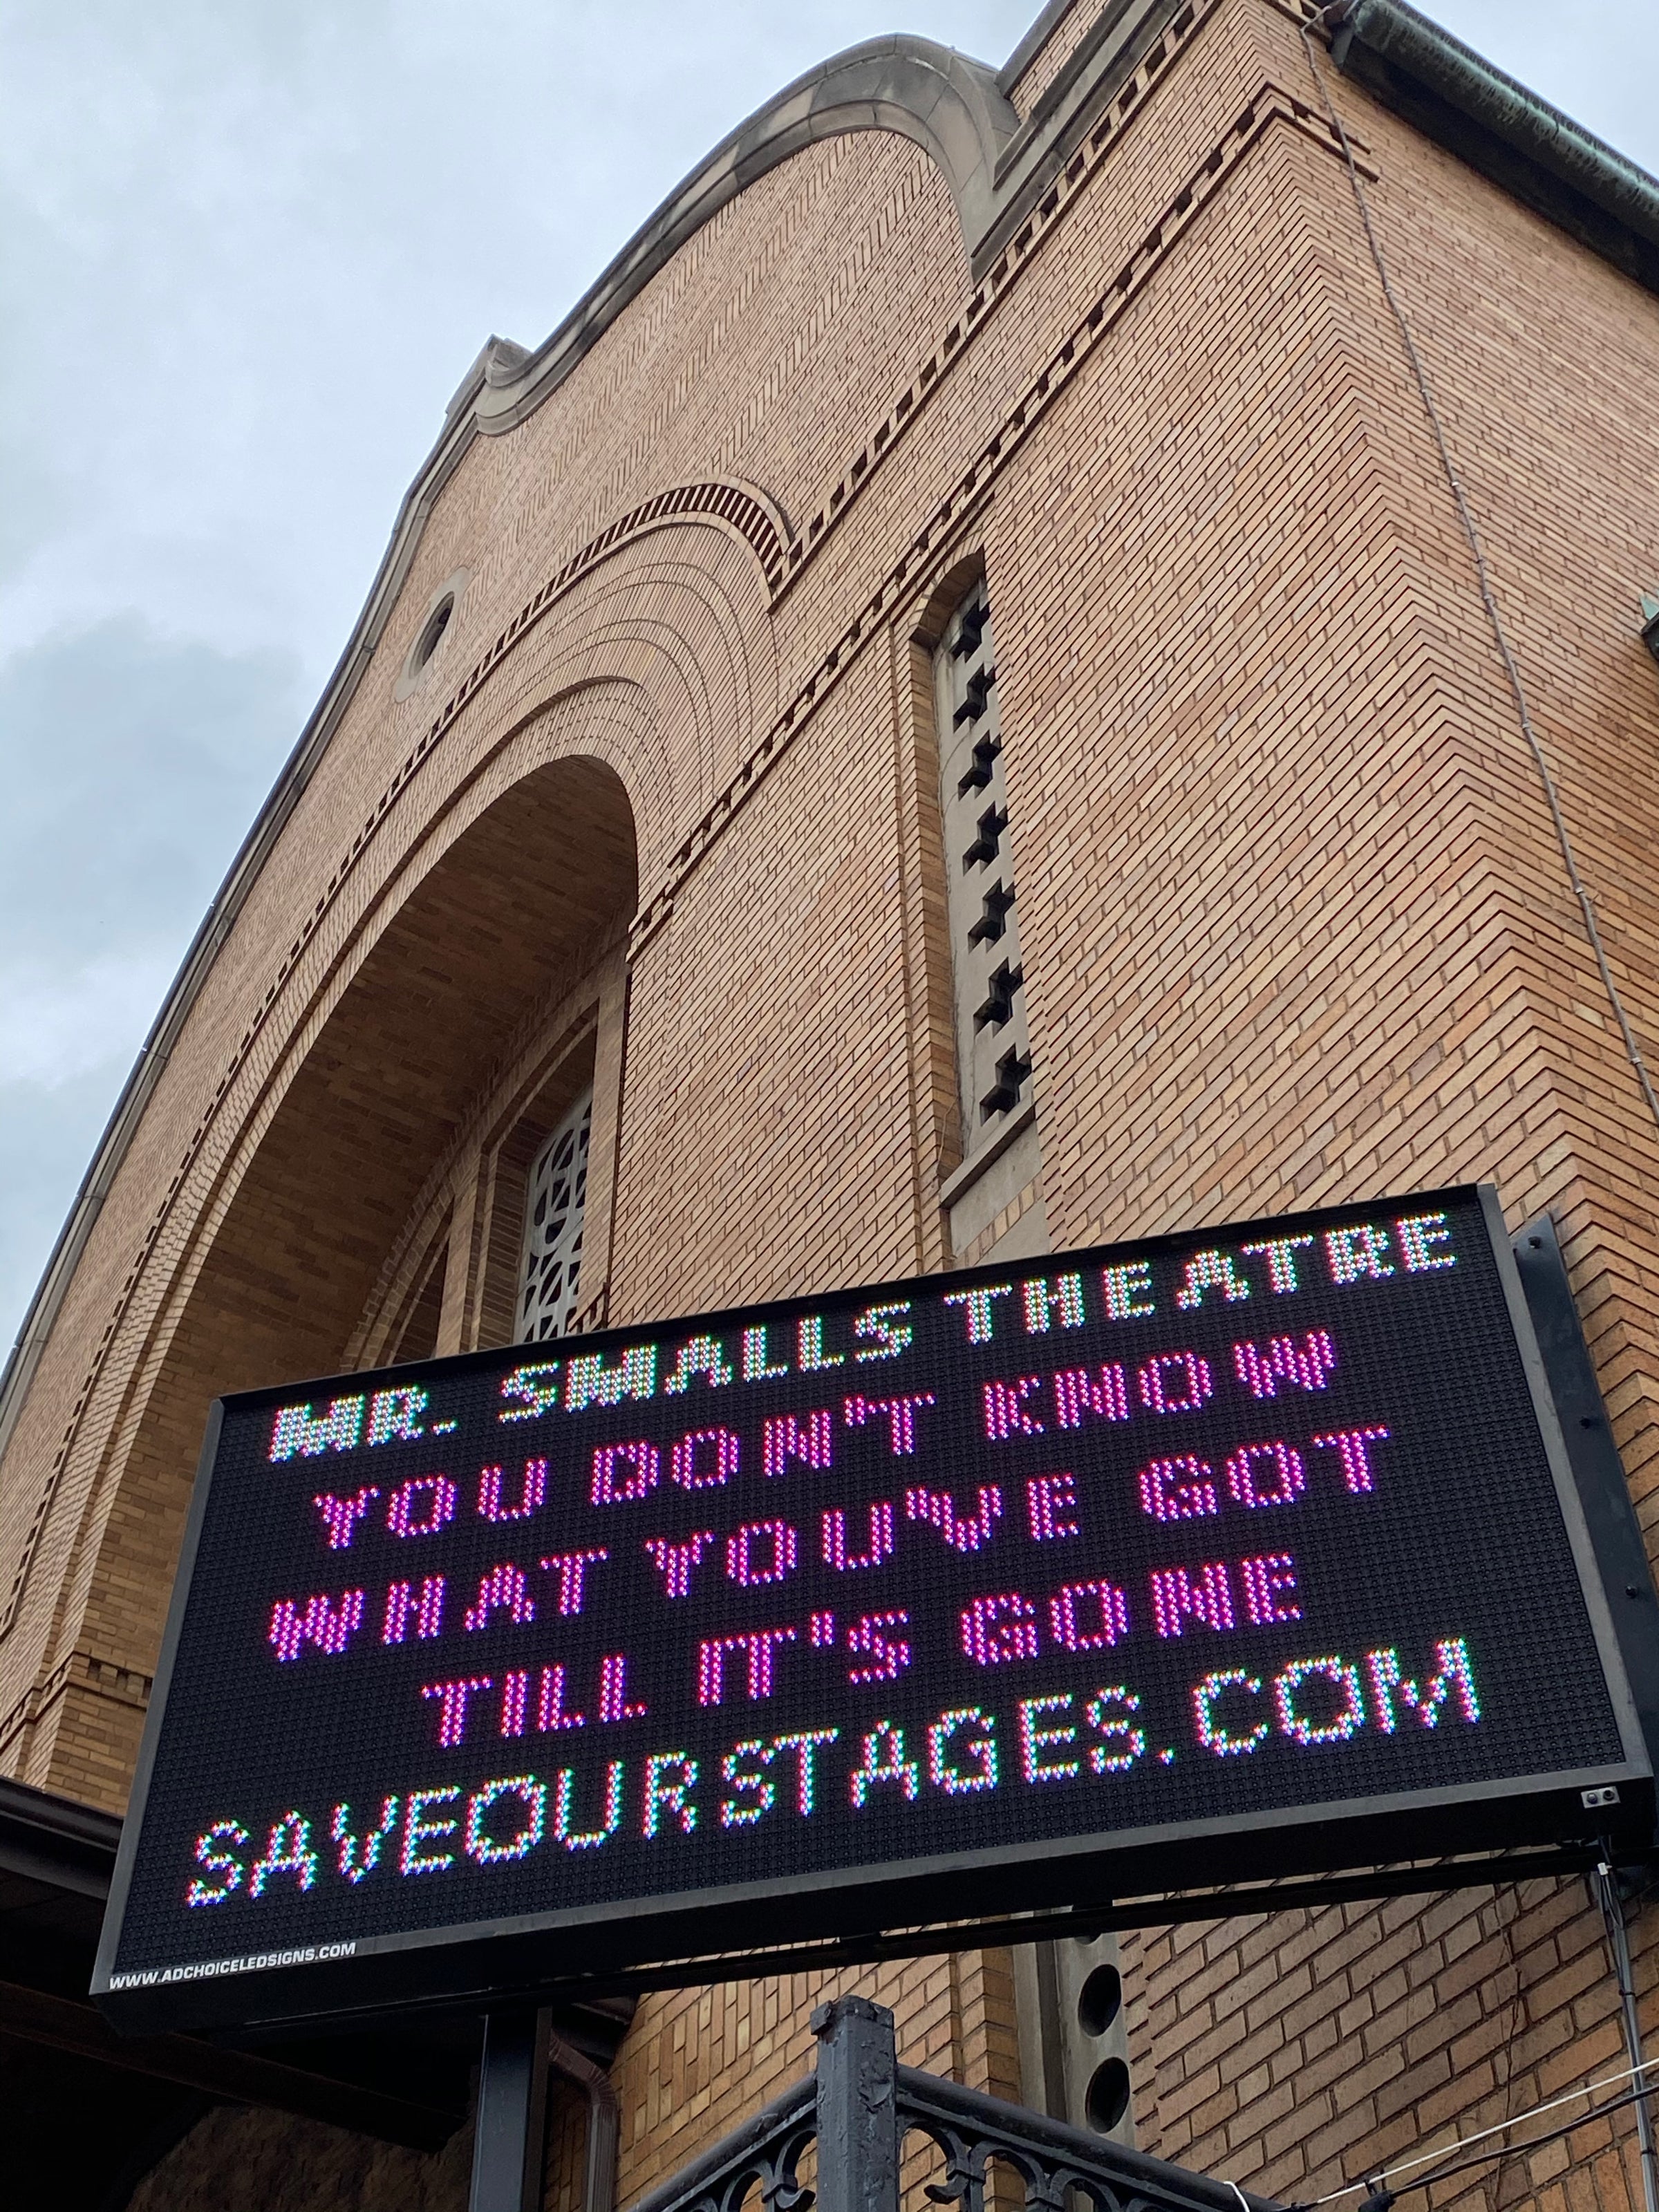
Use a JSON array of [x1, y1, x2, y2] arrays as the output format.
[[5, 2, 1659, 2209], [1123, 1874, 1647, 2212], [1005, 0, 1106, 115]]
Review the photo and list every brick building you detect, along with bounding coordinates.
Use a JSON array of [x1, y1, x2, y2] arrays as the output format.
[[3, 0, 1659, 2204]]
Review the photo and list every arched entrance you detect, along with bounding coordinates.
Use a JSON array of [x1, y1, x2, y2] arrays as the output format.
[[45, 752, 638, 1794]]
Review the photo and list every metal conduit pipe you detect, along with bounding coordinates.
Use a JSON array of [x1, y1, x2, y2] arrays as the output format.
[[1594, 1864, 1659, 2212], [547, 2030, 621, 2212]]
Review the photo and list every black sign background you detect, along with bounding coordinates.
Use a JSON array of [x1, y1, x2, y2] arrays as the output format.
[[95, 1186, 1650, 2030]]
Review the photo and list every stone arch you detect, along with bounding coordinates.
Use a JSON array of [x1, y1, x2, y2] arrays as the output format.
[[24, 736, 639, 1787], [484, 532, 780, 868], [345, 888, 620, 1373], [0, 512, 780, 1727], [910, 546, 988, 653]]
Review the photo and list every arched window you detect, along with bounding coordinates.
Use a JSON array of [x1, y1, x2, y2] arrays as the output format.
[[515, 1088, 592, 1342]]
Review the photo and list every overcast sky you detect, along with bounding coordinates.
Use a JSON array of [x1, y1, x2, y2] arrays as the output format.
[[1, 0, 1656, 1359]]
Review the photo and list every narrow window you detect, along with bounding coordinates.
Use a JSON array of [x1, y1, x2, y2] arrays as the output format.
[[935, 581, 1033, 1153], [515, 1089, 592, 1342]]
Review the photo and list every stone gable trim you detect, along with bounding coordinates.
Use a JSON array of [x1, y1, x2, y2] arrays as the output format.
[[0, 484, 779, 1574], [0, 0, 1264, 1544], [469, 39, 1019, 440], [774, 0, 1224, 594], [0, 1, 1226, 1544]]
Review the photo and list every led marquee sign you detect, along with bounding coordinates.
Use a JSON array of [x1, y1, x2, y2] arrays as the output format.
[[96, 1185, 1651, 2032]]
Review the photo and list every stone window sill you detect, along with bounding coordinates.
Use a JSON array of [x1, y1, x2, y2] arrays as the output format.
[[938, 1096, 1038, 1210]]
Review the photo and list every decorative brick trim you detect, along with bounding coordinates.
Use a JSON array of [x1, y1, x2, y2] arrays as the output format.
[[775, 0, 1230, 592], [0, 1647, 153, 1761], [0, 489, 774, 1648]]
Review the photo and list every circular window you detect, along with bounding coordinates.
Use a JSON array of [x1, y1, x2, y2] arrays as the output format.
[[413, 594, 453, 670], [394, 571, 471, 700], [1084, 2056, 1131, 2135], [1076, 1962, 1123, 2038]]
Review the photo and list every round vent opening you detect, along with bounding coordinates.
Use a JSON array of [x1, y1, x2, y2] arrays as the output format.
[[1084, 2056, 1130, 2135], [1076, 1962, 1123, 2037], [413, 594, 453, 671]]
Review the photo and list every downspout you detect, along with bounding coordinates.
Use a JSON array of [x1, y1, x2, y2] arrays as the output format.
[[547, 2031, 620, 2212]]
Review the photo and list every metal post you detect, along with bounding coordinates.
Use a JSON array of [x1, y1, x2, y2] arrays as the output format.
[[812, 1996, 899, 2212], [1032, 1942, 1069, 2122], [471, 2009, 552, 2212]]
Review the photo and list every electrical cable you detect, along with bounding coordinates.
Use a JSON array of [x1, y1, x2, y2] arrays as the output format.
[[1594, 1861, 1659, 2212], [1283, 36, 1659, 2202], [1380, 2078, 1659, 2202], [1488, 1882, 1527, 2195], [1302, 2054, 1659, 2204], [1297, 5, 1659, 1139], [1224, 45, 1659, 2209]]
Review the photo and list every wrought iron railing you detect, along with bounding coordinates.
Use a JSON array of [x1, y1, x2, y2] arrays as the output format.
[[628, 1998, 1282, 2212]]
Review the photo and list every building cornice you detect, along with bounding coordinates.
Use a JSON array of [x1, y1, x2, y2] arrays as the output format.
[[1331, 0, 1659, 294]]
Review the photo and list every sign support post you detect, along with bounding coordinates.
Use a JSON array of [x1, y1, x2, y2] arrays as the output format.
[[470, 2008, 551, 2212]]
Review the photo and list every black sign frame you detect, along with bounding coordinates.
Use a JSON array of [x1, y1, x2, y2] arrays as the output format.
[[94, 1185, 1653, 2034]]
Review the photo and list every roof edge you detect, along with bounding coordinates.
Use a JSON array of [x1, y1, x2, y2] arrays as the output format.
[[1332, 0, 1659, 293], [0, 1773, 120, 1898], [997, 0, 1084, 93], [0, 36, 1024, 1478]]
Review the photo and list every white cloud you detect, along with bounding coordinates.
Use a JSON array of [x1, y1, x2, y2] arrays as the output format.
[[0, 618, 299, 1338], [0, 955, 178, 1088]]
